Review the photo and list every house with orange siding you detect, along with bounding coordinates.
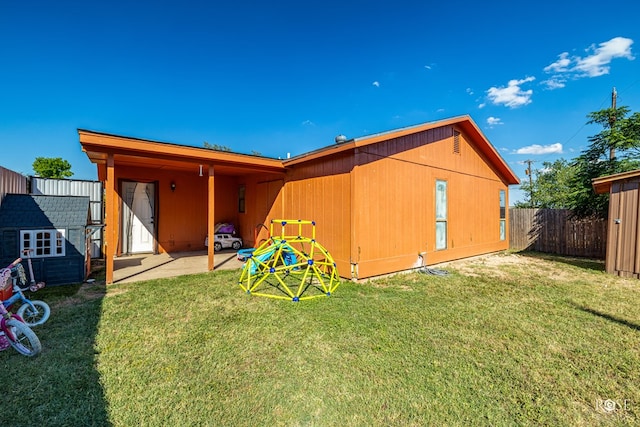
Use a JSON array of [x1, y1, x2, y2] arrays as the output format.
[[79, 115, 519, 284]]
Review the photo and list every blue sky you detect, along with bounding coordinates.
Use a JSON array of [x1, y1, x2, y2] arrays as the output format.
[[2, 1, 639, 204]]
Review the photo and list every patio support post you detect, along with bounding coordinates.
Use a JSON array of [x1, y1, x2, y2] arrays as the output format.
[[105, 154, 115, 284], [207, 165, 215, 271]]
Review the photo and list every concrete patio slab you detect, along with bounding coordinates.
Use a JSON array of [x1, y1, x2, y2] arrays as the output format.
[[113, 250, 244, 284]]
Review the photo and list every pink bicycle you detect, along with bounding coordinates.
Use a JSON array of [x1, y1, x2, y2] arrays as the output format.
[[0, 260, 42, 357]]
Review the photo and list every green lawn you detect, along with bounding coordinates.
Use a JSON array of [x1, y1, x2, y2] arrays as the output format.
[[1, 252, 638, 426]]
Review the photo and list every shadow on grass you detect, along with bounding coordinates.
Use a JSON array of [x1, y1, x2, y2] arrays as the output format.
[[569, 301, 640, 331], [515, 250, 605, 272], [0, 262, 110, 426]]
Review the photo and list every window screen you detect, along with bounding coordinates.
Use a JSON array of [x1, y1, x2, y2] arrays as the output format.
[[436, 180, 447, 250]]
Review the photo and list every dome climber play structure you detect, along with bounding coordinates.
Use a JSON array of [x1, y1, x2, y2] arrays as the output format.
[[237, 219, 340, 301]]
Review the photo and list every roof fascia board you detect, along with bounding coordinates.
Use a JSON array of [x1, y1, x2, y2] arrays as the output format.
[[79, 130, 285, 171], [592, 168, 640, 194]]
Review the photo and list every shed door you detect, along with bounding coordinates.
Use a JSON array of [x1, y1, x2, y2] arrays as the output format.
[[122, 182, 156, 254], [610, 180, 640, 276]]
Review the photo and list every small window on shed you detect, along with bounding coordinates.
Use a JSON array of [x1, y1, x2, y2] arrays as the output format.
[[20, 229, 66, 258], [453, 130, 461, 154]]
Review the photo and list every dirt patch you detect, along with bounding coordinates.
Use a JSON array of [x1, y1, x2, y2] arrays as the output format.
[[439, 252, 638, 288], [438, 253, 540, 278]]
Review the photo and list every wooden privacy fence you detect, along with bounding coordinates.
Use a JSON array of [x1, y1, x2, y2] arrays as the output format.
[[510, 208, 607, 259]]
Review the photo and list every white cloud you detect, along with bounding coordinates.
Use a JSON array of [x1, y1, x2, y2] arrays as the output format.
[[541, 77, 566, 90], [487, 116, 503, 127], [543, 37, 634, 84], [301, 120, 315, 126], [466, 87, 474, 95], [424, 65, 432, 70], [486, 76, 535, 108], [575, 37, 634, 77], [544, 52, 572, 73], [478, 103, 486, 109], [515, 143, 563, 155], [372, 81, 380, 87]]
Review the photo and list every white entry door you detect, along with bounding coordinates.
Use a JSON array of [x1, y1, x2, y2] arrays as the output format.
[[123, 182, 155, 253]]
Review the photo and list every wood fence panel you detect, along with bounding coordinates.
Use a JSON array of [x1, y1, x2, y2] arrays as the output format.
[[509, 208, 607, 259]]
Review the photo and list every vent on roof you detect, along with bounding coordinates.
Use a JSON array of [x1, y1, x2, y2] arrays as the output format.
[[453, 130, 461, 154], [335, 135, 348, 144]]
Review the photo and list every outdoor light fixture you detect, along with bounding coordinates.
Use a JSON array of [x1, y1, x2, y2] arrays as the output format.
[[170, 181, 176, 192]]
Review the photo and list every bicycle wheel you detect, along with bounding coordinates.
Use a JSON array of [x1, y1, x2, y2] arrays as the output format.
[[4, 318, 41, 357], [17, 300, 50, 327]]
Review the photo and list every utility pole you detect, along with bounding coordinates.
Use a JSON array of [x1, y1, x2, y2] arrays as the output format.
[[610, 87, 617, 160], [524, 159, 535, 207]]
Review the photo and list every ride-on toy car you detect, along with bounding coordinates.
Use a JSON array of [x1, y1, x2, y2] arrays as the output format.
[[205, 234, 243, 251]]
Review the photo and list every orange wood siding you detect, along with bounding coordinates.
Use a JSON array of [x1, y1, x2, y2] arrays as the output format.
[[238, 175, 285, 246], [350, 126, 510, 278], [273, 126, 511, 279], [114, 165, 239, 253], [281, 153, 353, 275]]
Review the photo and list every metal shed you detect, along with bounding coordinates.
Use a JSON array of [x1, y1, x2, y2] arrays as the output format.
[[593, 169, 640, 278]]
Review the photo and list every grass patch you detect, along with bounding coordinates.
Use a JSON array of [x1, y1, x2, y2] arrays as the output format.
[[1, 252, 639, 426]]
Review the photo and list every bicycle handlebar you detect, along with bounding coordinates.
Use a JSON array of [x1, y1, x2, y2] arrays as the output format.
[[9, 258, 22, 268]]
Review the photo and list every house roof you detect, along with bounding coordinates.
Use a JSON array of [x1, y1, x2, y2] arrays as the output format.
[[592, 169, 640, 194], [0, 194, 90, 228], [79, 115, 520, 185], [283, 115, 520, 185], [79, 130, 286, 180]]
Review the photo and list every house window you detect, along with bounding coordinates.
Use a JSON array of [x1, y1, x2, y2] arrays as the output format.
[[435, 180, 447, 250], [499, 190, 506, 241], [20, 229, 66, 258], [238, 185, 246, 213]]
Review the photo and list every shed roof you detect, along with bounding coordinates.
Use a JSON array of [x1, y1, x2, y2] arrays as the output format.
[[592, 169, 640, 194], [0, 194, 91, 228]]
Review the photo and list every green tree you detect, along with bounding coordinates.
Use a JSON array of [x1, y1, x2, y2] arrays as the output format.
[[32, 157, 73, 179], [515, 106, 640, 217], [515, 159, 576, 208], [568, 106, 640, 218]]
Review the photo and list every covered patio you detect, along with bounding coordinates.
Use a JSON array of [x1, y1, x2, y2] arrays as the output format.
[[79, 129, 285, 284]]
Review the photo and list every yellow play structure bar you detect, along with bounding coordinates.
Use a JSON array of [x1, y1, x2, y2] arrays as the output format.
[[237, 219, 340, 301]]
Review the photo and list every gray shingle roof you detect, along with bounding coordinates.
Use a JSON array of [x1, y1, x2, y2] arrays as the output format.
[[0, 194, 90, 228]]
